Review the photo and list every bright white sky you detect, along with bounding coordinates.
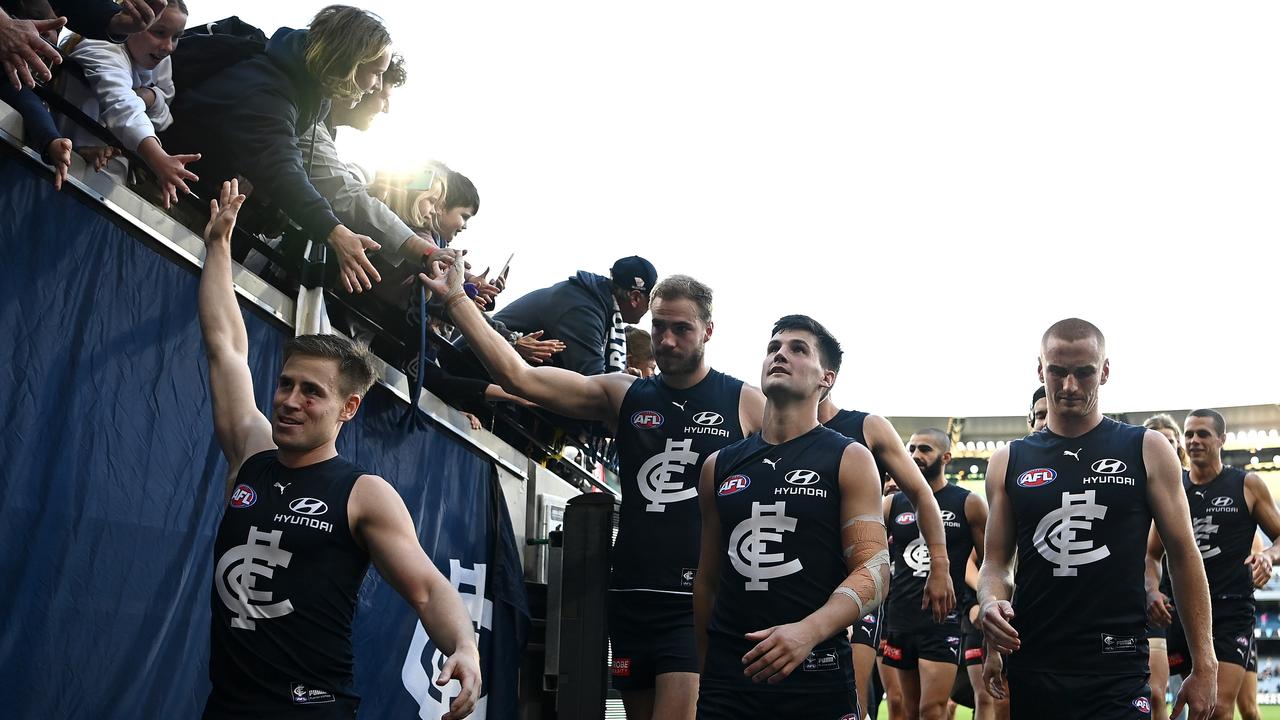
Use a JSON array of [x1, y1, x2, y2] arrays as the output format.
[[193, 2, 1279, 417]]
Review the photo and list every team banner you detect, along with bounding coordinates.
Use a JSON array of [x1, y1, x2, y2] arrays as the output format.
[[0, 155, 527, 718]]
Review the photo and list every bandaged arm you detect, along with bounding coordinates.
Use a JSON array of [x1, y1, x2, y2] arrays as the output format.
[[799, 443, 891, 638]]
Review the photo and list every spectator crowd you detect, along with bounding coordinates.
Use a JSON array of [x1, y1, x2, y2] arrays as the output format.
[[0, 0, 657, 460]]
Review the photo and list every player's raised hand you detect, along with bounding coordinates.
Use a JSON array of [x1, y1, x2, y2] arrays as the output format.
[[203, 179, 245, 247], [418, 248, 466, 300]]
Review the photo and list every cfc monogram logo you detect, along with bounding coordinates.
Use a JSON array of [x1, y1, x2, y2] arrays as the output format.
[[638, 439, 700, 512], [215, 525, 295, 629], [1033, 490, 1111, 576], [729, 501, 803, 590], [904, 536, 930, 577], [1192, 517, 1221, 559]]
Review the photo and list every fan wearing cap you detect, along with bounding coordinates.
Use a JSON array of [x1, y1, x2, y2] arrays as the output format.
[[488, 256, 657, 376]]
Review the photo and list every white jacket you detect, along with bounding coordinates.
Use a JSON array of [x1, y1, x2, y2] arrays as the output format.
[[64, 39, 174, 153]]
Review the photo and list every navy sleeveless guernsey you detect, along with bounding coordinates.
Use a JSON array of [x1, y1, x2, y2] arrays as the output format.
[[824, 408, 889, 481], [204, 450, 370, 719], [704, 425, 855, 693], [1004, 418, 1150, 675], [612, 369, 745, 593], [885, 484, 973, 631], [1185, 466, 1256, 601]]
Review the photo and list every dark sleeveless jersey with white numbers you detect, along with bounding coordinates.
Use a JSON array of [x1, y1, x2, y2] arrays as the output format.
[[1185, 466, 1256, 602], [886, 483, 973, 632], [824, 408, 889, 481], [1004, 418, 1150, 675], [204, 450, 370, 718], [704, 425, 855, 692], [612, 369, 745, 593]]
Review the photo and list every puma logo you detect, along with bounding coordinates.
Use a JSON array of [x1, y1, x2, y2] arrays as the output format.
[[1062, 448, 1082, 461], [762, 458, 781, 469], [671, 400, 688, 411], [274, 482, 290, 494]]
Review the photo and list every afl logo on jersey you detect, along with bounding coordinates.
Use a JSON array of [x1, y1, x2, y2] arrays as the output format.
[[229, 484, 257, 508], [895, 511, 916, 525], [1132, 697, 1151, 714], [1017, 468, 1057, 488], [785, 469, 821, 486], [1091, 458, 1127, 474], [693, 411, 723, 426], [630, 411, 664, 430], [718, 475, 751, 496]]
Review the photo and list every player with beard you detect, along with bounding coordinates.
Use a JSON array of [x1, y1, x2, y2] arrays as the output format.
[[879, 429, 986, 720], [979, 318, 1217, 720], [198, 181, 480, 719], [818, 392, 957, 717], [694, 315, 888, 719], [1146, 408, 1280, 720], [423, 263, 763, 720]]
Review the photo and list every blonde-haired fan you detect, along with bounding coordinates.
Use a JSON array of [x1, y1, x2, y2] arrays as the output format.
[[161, 5, 400, 295]]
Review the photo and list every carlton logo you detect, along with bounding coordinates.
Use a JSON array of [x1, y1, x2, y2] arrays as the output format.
[[1212, 496, 1233, 507], [895, 511, 916, 525], [785, 469, 820, 486], [288, 497, 328, 516], [1017, 468, 1057, 488], [693, 411, 724, 426], [630, 411, 664, 430], [718, 475, 751, 496], [229, 484, 257, 508], [1091, 458, 1127, 474]]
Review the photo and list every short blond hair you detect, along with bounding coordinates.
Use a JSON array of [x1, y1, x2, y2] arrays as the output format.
[[370, 162, 450, 230], [304, 5, 391, 103]]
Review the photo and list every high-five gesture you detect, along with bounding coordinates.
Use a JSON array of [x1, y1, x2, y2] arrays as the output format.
[[204, 178, 246, 246]]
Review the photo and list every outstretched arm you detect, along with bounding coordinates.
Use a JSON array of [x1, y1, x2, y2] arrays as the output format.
[[352, 474, 481, 720], [740, 443, 887, 684], [1147, 430, 1216, 720], [198, 180, 273, 483], [421, 255, 631, 423], [864, 414, 954, 620]]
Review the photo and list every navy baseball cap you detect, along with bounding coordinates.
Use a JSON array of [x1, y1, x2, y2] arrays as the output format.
[[610, 256, 658, 294]]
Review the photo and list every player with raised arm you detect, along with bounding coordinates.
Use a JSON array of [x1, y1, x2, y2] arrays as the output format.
[[198, 180, 480, 720], [423, 261, 762, 720]]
